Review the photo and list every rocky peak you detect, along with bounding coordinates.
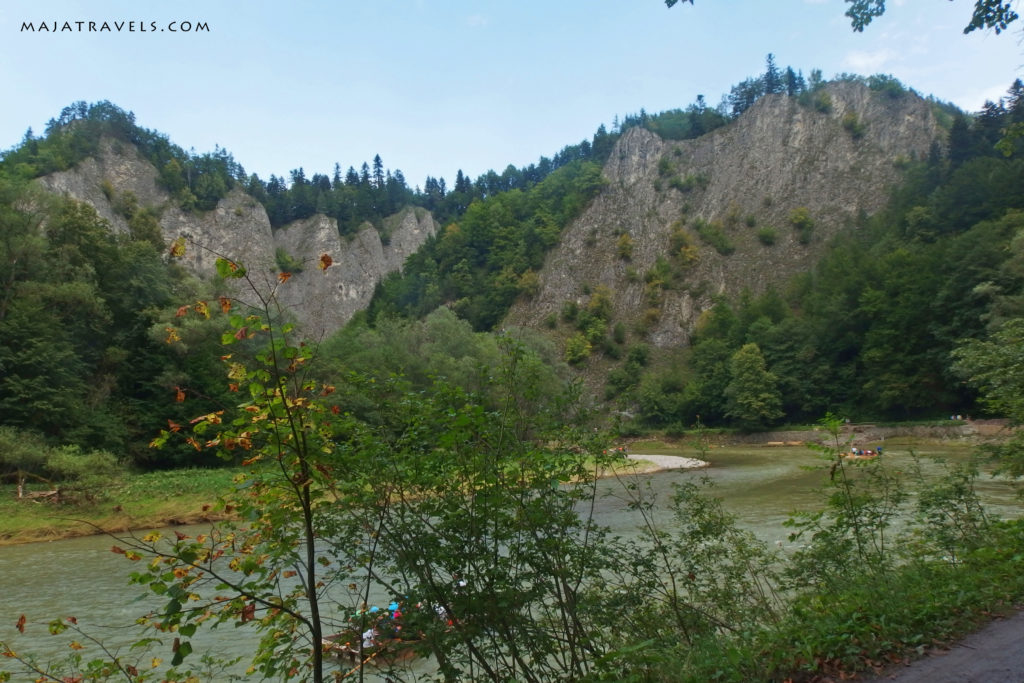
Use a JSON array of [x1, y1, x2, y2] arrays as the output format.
[[36, 137, 436, 338], [506, 81, 941, 348]]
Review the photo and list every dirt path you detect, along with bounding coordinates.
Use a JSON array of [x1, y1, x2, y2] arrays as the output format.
[[864, 608, 1024, 682]]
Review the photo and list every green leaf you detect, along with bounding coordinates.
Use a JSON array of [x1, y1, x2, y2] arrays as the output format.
[[171, 639, 192, 666], [215, 258, 246, 279]]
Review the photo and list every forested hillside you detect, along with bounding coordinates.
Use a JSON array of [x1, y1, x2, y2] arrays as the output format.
[[1, 67, 1023, 478], [609, 79, 1024, 430]]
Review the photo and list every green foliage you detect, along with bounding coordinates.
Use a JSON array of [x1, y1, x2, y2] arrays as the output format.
[[723, 343, 783, 429], [565, 332, 593, 364], [756, 226, 777, 245], [0, 182, 209, 462], [273, 247, 304, 274], [616, 232, 634, 259], [692, 217, 735, 255], [841, 110, 866, 139], [370, 160, 606, 331], [812, 91, 833, 114], [953, 317, 1024, 474], [668, 172, 708, 193], [788, 206, 814, 244]]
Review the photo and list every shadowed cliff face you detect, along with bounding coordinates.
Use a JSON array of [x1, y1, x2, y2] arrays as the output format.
[[506, 81, 941, 348], [36, 138, 437, 339]]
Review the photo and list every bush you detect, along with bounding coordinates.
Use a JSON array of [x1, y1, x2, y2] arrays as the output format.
[[565, 332, 592, 364], [788, 207, 814, 244], [692, 218, 735, 255], [842, 111, 866, 139], [616, 232, 634, 260], [757, 226, 777, 245]]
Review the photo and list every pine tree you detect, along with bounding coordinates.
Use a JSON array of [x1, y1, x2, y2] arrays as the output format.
[[763, 53, 783, 95]]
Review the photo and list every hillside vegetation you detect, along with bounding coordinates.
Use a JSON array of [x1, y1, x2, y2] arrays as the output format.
[[0, 66, 1022, 470]]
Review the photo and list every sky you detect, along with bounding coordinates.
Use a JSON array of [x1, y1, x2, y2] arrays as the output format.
[[1, 1, 1022, 190]]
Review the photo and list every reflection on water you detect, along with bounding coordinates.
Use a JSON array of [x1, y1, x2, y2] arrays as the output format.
[[0, 444, 1018, 679]]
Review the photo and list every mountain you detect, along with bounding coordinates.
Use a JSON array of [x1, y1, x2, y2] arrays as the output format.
[[505, 81, 942, 347], [29, 81, 942, 349], [36, 136, 437, 339]]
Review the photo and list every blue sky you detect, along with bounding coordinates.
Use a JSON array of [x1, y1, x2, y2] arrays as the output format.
[[1, 1, 1021, 190]]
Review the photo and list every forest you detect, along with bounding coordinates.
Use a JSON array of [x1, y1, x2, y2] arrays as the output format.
[[3, 55, 1024, 681], [0, 65, 1022, 467]]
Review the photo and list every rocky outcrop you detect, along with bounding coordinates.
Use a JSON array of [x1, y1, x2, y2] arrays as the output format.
[[36, 138, 436, 338], [273, 208, 437, 338], [506, 82, 941, 348]]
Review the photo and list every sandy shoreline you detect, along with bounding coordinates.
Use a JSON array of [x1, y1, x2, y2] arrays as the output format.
[[626, 453, 709, 470]]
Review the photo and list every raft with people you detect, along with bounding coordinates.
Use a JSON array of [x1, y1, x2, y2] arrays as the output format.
[[844, 446, 883, 460], [323, 599, 433, 668]]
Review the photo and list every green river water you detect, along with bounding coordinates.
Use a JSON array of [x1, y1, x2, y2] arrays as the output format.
[[0, 442, 1018, 679]]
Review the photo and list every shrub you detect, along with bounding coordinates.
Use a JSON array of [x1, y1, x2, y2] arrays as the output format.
[[274, 247, 304, 273], [842, 111, 866, 139], [757, 226, 777, 245], [789, 207, 814, 245], [565, 332, 592, 364], [692, 218, 735, 255], [669, 173, 709, 193], [616, 232, 634, 260]]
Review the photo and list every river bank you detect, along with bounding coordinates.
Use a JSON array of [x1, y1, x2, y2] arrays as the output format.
[[0, 454, 706, 547], [0, 422, 1006, 547], [0, 467, 239, 546]]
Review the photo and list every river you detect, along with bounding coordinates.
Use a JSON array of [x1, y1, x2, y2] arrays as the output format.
[[0, 443, 1018, 680]]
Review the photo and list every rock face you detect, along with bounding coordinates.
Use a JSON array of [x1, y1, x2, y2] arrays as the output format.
[[506, 82, 941, 348], [37, 138, 437, 338]]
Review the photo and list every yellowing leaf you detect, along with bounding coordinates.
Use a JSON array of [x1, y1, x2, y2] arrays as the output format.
[[169, 236, 187, 258], [165, 327, 181, 344], [194, 301, 210, 319], [218, 296, 232, 314], [69, 641, 84, 650]]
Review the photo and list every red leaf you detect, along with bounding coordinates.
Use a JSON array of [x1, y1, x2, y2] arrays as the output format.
[[167, 420, 182, 433], [111, 545, 126, 555], [16, 614, 25, 633], [174, 386, 185, 403], [175, 305, 189, 318], [241, 602, 256, 623], [278, 271, 292, 283], [318, 253, 333, 271], [218, 296, 231, 314]]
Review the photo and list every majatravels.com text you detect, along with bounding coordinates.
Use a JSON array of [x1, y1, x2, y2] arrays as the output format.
[[21, 20, 210, 33]]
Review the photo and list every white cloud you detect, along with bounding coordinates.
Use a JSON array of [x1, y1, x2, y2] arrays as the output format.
[[954, 83, 1011, 111], [842, 48, 899, 72]]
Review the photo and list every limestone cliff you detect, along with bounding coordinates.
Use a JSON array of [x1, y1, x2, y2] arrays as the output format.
[[506, 82, 941, 348], [36, 138, 436, 338]]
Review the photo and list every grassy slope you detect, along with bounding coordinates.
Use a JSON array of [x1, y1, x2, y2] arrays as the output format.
[[0, 468, 239, 545]]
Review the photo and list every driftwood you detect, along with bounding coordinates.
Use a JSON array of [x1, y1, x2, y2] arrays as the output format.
[[22, 489, 60, 502]]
